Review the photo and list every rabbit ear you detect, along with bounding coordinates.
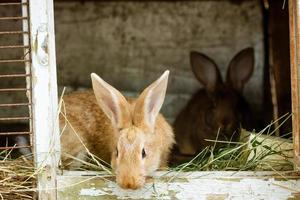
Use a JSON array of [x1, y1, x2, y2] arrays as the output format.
[[91, 73, 131, 129], [133, 71, 169, 132], [190, 51, 222, 93], [226, 48, 254, 92]]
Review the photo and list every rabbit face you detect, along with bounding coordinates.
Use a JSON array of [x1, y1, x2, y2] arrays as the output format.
[[91, 71, 173, 189], [111, 127, 160, 189], [210, 90, 237, 126], [207, 87, 243, 141]]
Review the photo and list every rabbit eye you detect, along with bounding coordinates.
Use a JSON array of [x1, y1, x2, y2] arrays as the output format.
[[205, 111, 213, 125], [116, 148, 118, 157], [212, 100, 217, 109], [142, 148, 146, 159]]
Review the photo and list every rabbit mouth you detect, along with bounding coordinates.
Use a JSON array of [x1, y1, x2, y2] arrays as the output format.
[[117, 175, 145, 189], [218, 128, 240, 141]]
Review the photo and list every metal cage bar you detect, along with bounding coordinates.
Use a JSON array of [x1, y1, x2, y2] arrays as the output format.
[[0, 88, 29, 92], [0, 59, 30, 63], [0, 131, 31, 136], [0, 3, 28, 6], [0, 145, 31, 150], [0, 31, 28, 35], [0, 103, 31, 107], [0, 0, 33, 153], [0, 73, 30, 77], [0, 16, 28, 20], [0, 45, 29, 49]]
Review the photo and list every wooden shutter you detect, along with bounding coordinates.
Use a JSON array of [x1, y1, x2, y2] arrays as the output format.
[[289, 0, 300, 168]]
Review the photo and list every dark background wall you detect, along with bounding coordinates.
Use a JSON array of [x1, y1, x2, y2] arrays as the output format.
[[0, 0, 264, 124], [54, 0, 264, 122]]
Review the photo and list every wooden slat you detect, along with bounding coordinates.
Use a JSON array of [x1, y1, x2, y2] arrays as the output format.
[[289, 0, 300, 167], [29, 0, 60, 199], [57, 171, 300, 199], [268, 1, 291, 136]]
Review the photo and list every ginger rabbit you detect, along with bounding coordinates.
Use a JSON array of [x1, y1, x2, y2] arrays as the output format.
[[60, 71, 175, 189]]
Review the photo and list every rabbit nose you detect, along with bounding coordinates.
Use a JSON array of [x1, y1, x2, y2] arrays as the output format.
[[117, 175, 144, 190], [218, 119, 232, 130], [222, 118, 231, 126]]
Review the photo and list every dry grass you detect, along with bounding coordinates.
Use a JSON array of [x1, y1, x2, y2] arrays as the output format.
[[171, 113, 294, 172], [0, 151, 35, 199]]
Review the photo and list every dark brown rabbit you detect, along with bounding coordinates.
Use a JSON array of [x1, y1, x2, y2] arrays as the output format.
[[173, 48, 254, 162]]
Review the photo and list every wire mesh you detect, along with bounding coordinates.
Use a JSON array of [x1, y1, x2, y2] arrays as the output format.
[[0, 0, 33, 159]]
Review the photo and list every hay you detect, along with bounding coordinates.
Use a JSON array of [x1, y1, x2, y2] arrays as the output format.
[[171, 114, 294, 172], [0, 152, 35, 199]]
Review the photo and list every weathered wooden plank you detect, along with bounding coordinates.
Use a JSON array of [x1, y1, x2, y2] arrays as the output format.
[[289, 0, 300, 167], [57, 171, 300, 200], [29, 0, 60, 198], [268, 1, 291, 135]]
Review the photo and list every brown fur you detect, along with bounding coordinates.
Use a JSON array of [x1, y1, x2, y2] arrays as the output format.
[[172, 48, 254, 164], [60, 71, 174, 189]]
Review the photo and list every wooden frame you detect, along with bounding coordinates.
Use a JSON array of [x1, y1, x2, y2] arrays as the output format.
[[289, 0, 300, 167], [57, 171, 300, 199], [24, 0, 300, 199], [29, 0, 60, 198]]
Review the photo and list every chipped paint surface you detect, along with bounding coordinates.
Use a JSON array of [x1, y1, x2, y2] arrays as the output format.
[[80, 188, 108, 196], [57, 171, 300, 200], [29, 0, 59, 199]]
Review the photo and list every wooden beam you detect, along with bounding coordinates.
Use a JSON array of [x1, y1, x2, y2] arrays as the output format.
[[57, 171, 300, 199], [268, 1, 291, 136], [28, 0, 60, 198], [289, 0, 300, 168]]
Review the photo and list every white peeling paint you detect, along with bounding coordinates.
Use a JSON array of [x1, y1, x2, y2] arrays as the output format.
[[166, 178, 299, 200], [57, 171, 300, 200], [29, 0, 60, 198], [103, 181, 170, 199], [102, 176, 300, 200], [79, 187, 108, 196]]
